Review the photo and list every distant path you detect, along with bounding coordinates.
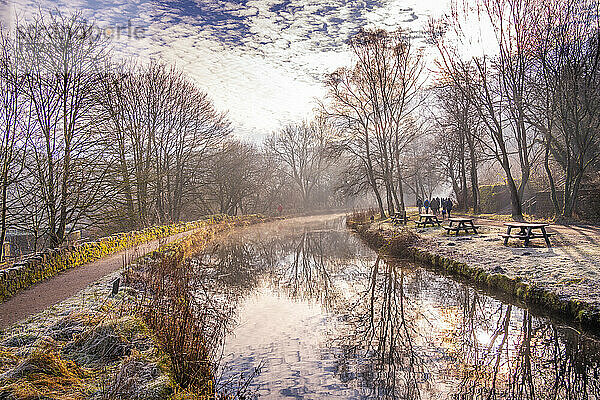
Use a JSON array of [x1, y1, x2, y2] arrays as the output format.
[[456, 213, 600, 240], [405, 206, 600, 238], [0, 228, 202, 331]]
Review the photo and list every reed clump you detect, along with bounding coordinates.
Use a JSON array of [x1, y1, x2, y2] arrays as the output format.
[[346, 208, 378, 227], [0, 350, 91, 399], [124, 215, 266, 399], [383, 229, 419, 255]]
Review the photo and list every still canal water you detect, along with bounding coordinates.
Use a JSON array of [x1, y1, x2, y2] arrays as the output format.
[[193, 214, 600, 399]]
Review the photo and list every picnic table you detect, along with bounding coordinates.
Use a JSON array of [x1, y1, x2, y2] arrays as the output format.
[[415, 213, 441, 228], [443, 217, 479, 235], [391, 210, 409, 225], [500, 222, 554, 247]]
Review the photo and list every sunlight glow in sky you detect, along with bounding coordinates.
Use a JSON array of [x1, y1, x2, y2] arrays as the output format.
[[2, 0, 451, 141]]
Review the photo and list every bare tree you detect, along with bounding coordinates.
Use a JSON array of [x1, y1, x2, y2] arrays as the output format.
[[0, 26, 29, 259], [96, 62, 139, 230], [432, 70, 482, 212], [15, 12, 112, 246], [323, 28, 424, 217], [98, 62, 231, 229], [430, 0, 542, 220], [323, 66, 386, 216], [265, 117, 334, 210], [528, 0, 600, 220], [204, 141, 267, 215]]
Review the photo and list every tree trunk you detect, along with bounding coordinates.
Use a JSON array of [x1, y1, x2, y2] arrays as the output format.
[[118, 135, 136, 228], [500, 149, 524, 220], [46, 134, 58, 247], [384, 178, 395, 216], [369, 175, 386, 219], [397, 174, 406, 212], [466, 130, 479, 214], [460, 151, 468, 211], [518, 164, 530, 205], [469, 154, 479, 214], [543, 138, 561, 218], [507, 177, 524, 221], [563, 169, 583, 219], [0, 171, 7, 261], [56, 141, 70, 247], [365, 139, 386, 218]]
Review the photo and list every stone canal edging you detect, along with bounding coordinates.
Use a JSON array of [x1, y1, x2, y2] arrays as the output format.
[[347, 218, 600, 332]]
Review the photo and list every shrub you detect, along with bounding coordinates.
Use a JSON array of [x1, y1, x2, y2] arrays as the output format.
[[383, 229, 419, 256], [346, 208, 377, 227], [124, 215, 266, 398]]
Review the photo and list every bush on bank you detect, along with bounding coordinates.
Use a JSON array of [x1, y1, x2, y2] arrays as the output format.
[[124, 213, 267, 399], [0, 215, 234, 303]]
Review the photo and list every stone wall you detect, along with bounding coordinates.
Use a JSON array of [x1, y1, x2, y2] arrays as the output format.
[[478, 184, 534, 213], [478, 183, 599, 220], [479, 184, 512, 213], [0, 215, 234, 303], [531, 188, 600, 221]]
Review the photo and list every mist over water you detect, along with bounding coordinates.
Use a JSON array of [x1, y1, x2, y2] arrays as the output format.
[[192, 215, 599, 399]]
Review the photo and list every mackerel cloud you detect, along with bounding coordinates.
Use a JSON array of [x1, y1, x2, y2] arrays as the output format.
[[2, 0, 444, 140]]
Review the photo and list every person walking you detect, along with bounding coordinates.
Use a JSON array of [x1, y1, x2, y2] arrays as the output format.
[[446, 198, 453, 219], [416, 198, 423, 214], [431, 197, 439, 215], [441, 199, 447, 219], [423, 198, 430, 214]]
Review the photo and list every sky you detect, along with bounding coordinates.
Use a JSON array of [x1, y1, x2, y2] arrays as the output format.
[[1, 0, 451, 141]]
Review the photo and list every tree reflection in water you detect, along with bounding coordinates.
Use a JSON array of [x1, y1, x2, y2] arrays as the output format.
[[447, 283, 600, 399], [332, 255, 600, 399], [331, 257, 428, 399], [204, 221, 368, 309], [196, 219, 600, 399]]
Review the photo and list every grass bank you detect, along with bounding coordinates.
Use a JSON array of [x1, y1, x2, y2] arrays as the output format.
[[0, 214, 268, 400], [346, 211, 600, 333]]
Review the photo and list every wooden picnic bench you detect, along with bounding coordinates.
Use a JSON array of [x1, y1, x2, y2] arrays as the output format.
[[415, 213, 441, 228], [391, 210, 409, 225], [443, 217, 479, 235], [500, 222, 555, 247]]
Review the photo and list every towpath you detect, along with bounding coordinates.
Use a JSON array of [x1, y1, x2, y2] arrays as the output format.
[[0, 229, 201, 331]]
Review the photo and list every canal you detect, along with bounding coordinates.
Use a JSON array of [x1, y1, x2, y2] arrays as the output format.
[[191, 214, 600, 399]]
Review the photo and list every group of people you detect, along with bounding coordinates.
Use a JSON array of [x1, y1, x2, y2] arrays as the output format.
[[417, 197, 453, 219]]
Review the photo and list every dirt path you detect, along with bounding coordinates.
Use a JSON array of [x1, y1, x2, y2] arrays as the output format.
[[466, 215, 600, 236], [0, 229, 201, 331], [456, 215, 600, 249], [405, 206, 600, 240]]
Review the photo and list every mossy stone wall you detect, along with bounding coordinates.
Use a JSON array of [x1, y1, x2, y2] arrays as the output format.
[[0, 215, 236, 303]]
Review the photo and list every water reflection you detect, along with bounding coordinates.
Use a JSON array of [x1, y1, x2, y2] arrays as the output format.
[[194, 216, 600, 399], [332, 257, 431, 399]]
